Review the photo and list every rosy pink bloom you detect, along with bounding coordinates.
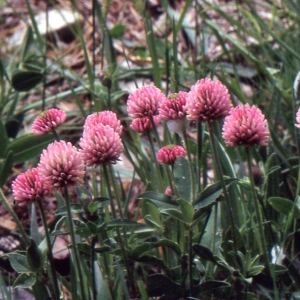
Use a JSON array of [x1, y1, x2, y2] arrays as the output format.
[[222, 104, 269, 147], [159, 92, 188, 121], [83, 111, 122, 135], [32, 108, 66, 135], [296, 107, 300, 129], [127, 86, 166, 118], [165, 186, 172, 195], [157, 145, 186, 165], [130, 116, 160, 133], [12, 168, 51, 206], [38, 141, 85, 189], [79, 124, 123, 166], [186, 78, 232, 122]]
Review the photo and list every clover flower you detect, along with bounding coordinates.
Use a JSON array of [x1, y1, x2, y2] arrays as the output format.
[[38, 141, 85, 189], [12, 168, 51, 206], [186, 78, 232, 122], [83, 111, 122, 135], [295, 107, 300, 129], [32, 108, 66, 135], [157, 145, 186, 165], [130, 116, 160, 133], [127, 86, 166, 118], [222, 104, 269, 147], [159, 92, 188, 121], [165, 186, 172, 195], [79, 124, 123, 166]]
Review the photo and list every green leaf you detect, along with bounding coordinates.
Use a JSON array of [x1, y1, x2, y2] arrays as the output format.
[[0, 150, 13, 186], [130, 239, 181, 258], [178, 198, 194, 224], [19, 26, 34, 61], [145, 202, 162, 228], [109, 24, 126, 39], [75, 222, 92, 236], [138, 192, 178, 209], [8, 133, 55, 163], [55, 204, 83, 216], [86, 221, 98, 235], [11, 70, 43, 91], [6, 253, 31, 273], [272, 263, 287, 276], [75, 186, 92, 203], [174, 157, 191, 202], [193, 244, 217, 264], [77, 243, 93, 259], [191, 280, 231, 295], [0, 119, 8, 158], [247, 265, 265, 277], [135, 255, 169, 272], [268, 197, 300, 218], [26, 239, 42, 271], [5, 116, 23, 138], [106, 219, 146, 228], [194, 179, 238, 209], [13, 273, 36, 288], [88, 202, 99, 215], [160, 208, 187, 224]]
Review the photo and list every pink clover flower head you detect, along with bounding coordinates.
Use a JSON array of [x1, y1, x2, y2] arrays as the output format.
[[127, 85, 166, 118], [157, 145, 186, 165], [38, 140, 85, 189], [32, 108, 66, 135], [83, 111, 122, 135], [80, 124, 123, 166], [159, 92, 188, 121], [165, 186, 172, 196], [186, 78, 232, 122], [12, 168, 51, 206], [296, 107, 300, 129], [130, 116, 160, 133], [222, 104, 269, 147]]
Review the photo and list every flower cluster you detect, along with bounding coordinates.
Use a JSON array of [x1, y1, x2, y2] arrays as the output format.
[[80, 124, 123, 166], [157, 145, 186, 165], [38, 141, 85, 189], [185, 78, 232, 122], [32, 108, 66, 135], [159, 92, 188, 121], [13, 78, 272, 207], [12, 168, 51, 206], [222, 104, 269, 147], [80, 110, 123, 166], [296, 107, 300, 129], [130, 115, 160, 133], [13, 109, 124, 205], [83, 111, 122, 135], [127, 85, 166, 133]]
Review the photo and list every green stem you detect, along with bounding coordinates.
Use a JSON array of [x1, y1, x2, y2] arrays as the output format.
[[64, 188, 86, 300], [0, 189, 29, 245], [91, 236, 97, 300], [188, 225, 193, 296], [102, 164, 136, 298], [147, 131, 164, 193], [196, 122, 203, 192], [108, 165, 123, 218], [245, 148, 270, 270], [51, 129, 60, 141], [37, 199, 60, 300], [150, 116, 162, 148], [207, 123, 238, 261], [182, 131, 195, 205]]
